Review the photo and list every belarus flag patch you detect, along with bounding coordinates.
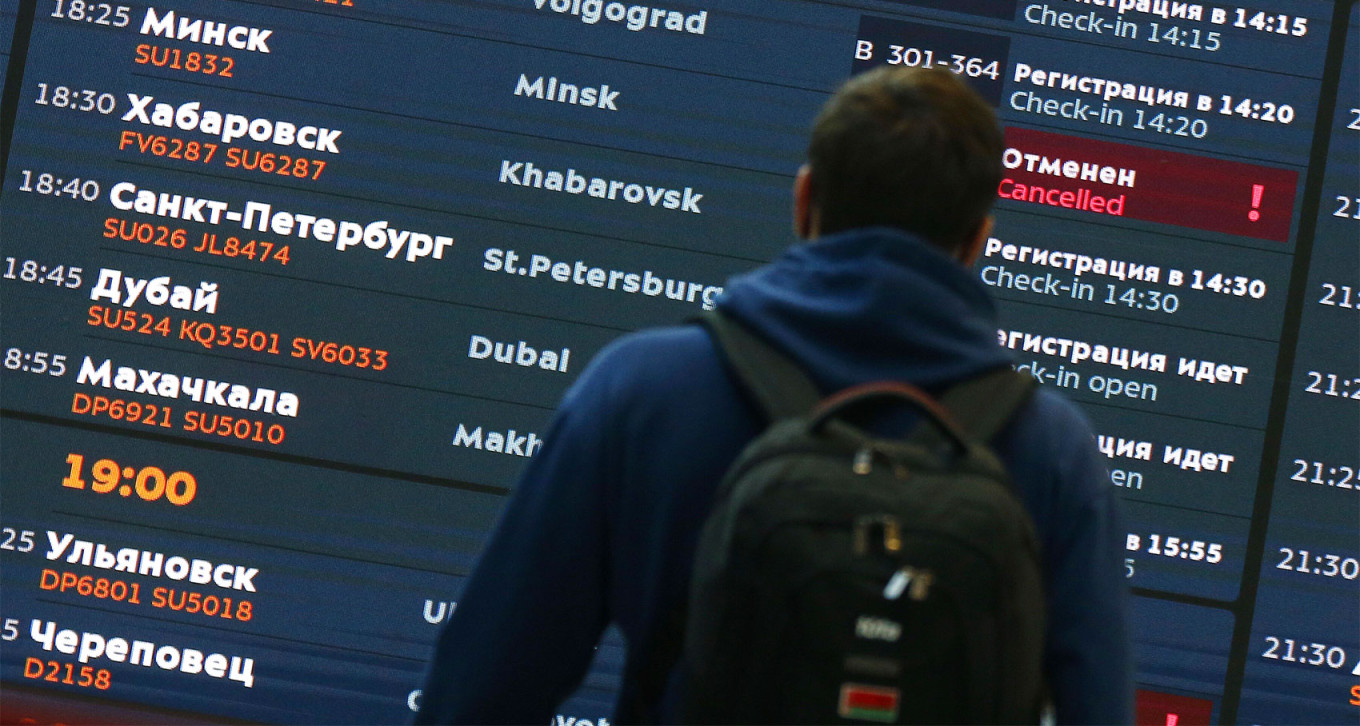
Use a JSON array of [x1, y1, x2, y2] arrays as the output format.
[[837, 683, 900, 723]]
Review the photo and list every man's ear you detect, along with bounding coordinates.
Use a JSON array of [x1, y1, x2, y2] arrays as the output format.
[[793, 164, 816, 240], [959, 216, 993, 266]]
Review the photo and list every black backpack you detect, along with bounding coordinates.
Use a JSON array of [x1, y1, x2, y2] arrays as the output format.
[[661, 311, 1046, 724]]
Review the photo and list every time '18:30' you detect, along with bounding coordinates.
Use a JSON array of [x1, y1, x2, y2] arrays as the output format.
[[34, 83, 116, 114]]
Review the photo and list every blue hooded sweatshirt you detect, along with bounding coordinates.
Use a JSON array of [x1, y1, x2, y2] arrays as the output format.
[[415, 228, 1133, 724]]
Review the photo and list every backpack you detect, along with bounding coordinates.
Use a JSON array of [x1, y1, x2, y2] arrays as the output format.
[[669, 310, 1046, 724]]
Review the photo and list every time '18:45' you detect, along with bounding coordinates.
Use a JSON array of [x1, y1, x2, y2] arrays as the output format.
[[3, 258, 82, 289]]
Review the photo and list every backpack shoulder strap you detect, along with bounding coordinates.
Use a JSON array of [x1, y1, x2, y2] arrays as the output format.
[[910, 367, 1037, 448], [696, 309, 821, 422], [628, 312, 817, 720], [938, 367, 1038, 441]]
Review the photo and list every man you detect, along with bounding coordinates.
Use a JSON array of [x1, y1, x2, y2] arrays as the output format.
[[416, 66, 1132, 724]]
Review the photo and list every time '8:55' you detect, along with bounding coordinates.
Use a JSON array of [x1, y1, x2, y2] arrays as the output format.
[[4, 349, 66, 376]]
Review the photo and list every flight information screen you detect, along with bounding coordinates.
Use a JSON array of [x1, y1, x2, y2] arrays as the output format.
[[0, 0, 1356, 723]]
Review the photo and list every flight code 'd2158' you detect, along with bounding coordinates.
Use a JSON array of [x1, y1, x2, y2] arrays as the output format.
[[23, 658, 112, 690]]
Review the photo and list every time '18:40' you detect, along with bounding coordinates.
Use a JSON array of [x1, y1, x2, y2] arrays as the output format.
[[18, 172, 99, 202]]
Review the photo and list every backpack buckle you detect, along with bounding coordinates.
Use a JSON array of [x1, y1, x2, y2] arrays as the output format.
[[853, 445, 912, 479], [852, 447, 875, 475], [884, 567, 934, 601], [853, 515, 902, 556]]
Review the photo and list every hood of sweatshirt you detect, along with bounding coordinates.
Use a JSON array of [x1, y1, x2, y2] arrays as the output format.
[[716, 226, 1013, 392]]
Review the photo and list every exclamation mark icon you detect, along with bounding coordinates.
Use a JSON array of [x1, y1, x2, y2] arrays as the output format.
[[1249, 184, 1264, 222]]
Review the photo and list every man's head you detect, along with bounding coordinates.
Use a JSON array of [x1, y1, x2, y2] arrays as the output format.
[[795, 66, 1003, 262]]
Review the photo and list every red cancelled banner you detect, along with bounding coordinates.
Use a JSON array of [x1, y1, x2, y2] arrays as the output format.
[[999, 127, 1298, 243]]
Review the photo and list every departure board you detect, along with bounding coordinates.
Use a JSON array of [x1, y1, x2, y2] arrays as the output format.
[[0, 1, 1356, 723]]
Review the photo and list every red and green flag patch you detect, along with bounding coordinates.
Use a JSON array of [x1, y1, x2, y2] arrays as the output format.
[[837, 683, 900, 723]]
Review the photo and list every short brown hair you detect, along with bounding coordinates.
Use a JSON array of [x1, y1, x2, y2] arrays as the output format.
[[806, 66, 1003, 252]]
